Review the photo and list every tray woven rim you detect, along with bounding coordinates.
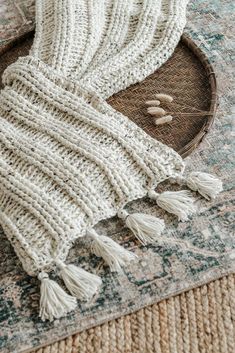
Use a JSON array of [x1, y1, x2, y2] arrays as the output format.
[[179, 34, 217, 157]]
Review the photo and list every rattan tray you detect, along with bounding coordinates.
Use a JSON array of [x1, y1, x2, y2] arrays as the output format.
[[0, 33, 217, 158]]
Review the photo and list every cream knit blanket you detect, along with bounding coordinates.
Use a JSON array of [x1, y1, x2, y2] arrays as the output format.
[[0, 0, 222, 321]]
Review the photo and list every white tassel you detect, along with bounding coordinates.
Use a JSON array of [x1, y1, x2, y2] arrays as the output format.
[[148, 190, 196, 221], [56, 260, 102, 300], [88, 229, 136, 273], [38, 272, 77, 322], [186, 172, 223, 200], [118, 209, 165, 245]]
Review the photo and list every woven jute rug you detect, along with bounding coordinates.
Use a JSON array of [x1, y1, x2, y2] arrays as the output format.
[[0, 3, 234, 352]]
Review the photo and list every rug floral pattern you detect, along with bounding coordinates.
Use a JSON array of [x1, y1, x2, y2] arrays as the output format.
[[0, 1, 234, 352]]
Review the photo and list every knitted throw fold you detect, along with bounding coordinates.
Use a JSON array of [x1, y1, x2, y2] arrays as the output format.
[[0, 0, 223, 321]]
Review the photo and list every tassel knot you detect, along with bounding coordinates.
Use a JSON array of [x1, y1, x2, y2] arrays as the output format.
[[56, 259, 66, 269], [147, 190, 160, 200], [118, 209, 130, 221], [38, 271, 77, 322], [38, 272, 49, 281], [169, 176, 186, 185]]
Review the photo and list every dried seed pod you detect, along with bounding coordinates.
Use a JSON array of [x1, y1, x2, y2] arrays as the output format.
[[155, 93, 173, 103], [155, 115, 173, 125], [145, 100, 161, 106], [147, 107, 166, 116]]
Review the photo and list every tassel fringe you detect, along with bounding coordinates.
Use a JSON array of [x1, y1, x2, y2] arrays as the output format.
[[37, 170, 222, 320], [148, 190, 196, 221], [38, 272, 77, 322], [88, 229, 137, 272], [186, 172, 223, 200], [118, 209, 165, 245], [56, 260, 102, 300]]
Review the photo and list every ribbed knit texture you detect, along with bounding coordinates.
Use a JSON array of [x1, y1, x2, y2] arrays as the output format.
[[30, 0, 188, 99], [0, 0, 193, 319], [0, 55, 184, 275]]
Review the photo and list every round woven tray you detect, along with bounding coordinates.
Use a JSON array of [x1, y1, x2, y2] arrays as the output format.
[[0, 33, 217, 158]]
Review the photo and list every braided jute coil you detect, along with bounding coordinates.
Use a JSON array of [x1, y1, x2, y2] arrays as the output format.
[[0, 0, 223, 321]]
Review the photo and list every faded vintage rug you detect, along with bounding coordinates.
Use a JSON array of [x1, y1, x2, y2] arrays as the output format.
[[0, 1, 235, 353]]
